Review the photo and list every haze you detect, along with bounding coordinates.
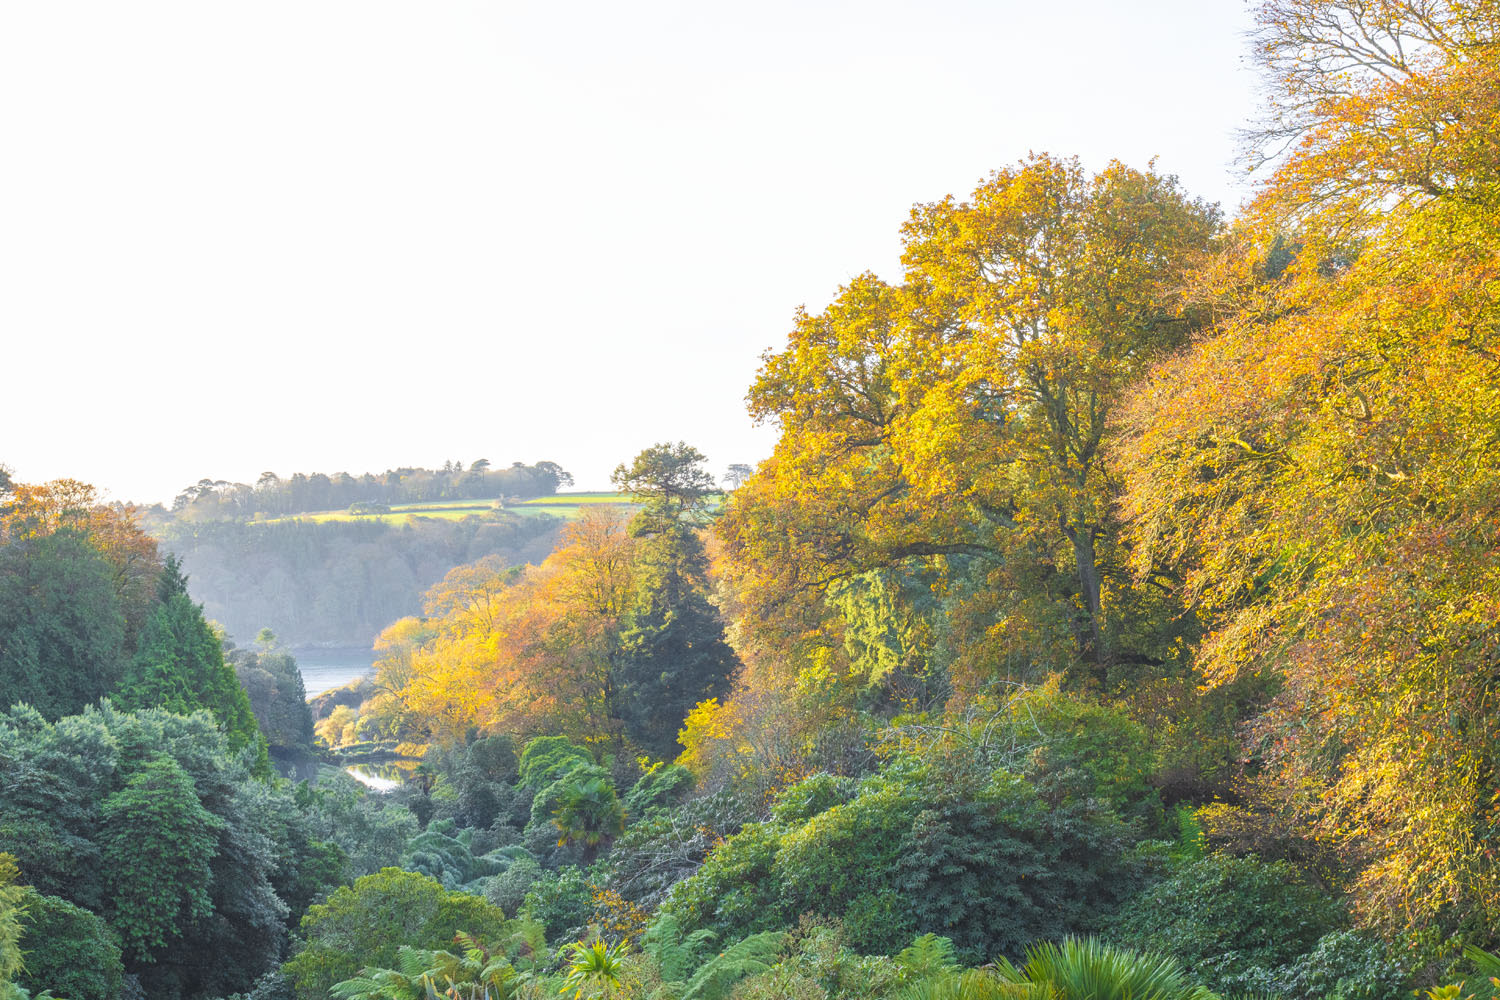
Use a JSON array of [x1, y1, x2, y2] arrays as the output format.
[[0, 1, 1259, 504]]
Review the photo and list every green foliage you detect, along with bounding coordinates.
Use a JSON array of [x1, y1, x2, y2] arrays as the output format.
[[768, 773, 859, 825], [331, 934, 528, 1000], [115, 591, 269, 774], [517, 737, 593, 790], [985, 937, 1216, 1000], [14, 889, 124, 1000], [774, 781, 921, 953], [551, 769, 626, 863], [99, 755, 223, 960], [1272, 930, 1410, 1000], [484, 855, 543, 918], [0, 529, 127, 720], [0, 702, 308, 999], [284, 868, 511, 1000], [679, 930, 786, 1000], [623, 763, 694, 817], [230, 646, 316, 755], [296, 771, 420, 878], [1109, 853, 1345, 993], [641, 913, 717, 984], [560, 939, 630, 999], [614, 525, 738, 758], [519, 866, 593, 944], [660, 822, 787, 942], [0, 855, 24, 990]]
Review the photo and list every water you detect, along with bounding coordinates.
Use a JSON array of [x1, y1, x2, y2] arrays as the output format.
[[295, 647, 376, 697], [346, 764, 403, 792]]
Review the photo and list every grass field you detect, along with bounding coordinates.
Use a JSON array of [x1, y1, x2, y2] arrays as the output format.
[[258, 493, 634, 526]]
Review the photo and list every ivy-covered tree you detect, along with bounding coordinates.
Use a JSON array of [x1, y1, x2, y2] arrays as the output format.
[[98, 755, 223, 963]]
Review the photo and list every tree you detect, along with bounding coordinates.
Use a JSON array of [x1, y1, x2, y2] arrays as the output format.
[[283, 868, 511, 1000], [1114, 0, 1500, 942], [614, 523, 738, 757], [612, 443, 716, 526], [15, 889, 125, 1000], [721, 156, 1218, 704], [99, 756, 223, 962], [723, 464, 754, 490], [0, 854, 23, 993], [0, 529, 127, 719], [115, 570, 269, 773]]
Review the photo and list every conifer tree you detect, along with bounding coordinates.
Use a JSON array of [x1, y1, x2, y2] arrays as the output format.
[[116, 558, 269, 774]]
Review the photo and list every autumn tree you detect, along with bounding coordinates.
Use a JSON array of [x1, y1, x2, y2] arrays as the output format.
[[722, 155, 1219, 703], [1116, 0, 1500, 943]]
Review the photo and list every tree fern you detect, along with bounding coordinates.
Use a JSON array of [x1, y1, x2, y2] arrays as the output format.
[[679, 930, 786, 1000], [643, 913, 718, 983]]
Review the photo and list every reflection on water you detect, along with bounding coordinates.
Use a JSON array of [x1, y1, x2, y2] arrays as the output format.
[[344, 760, 418, 793]]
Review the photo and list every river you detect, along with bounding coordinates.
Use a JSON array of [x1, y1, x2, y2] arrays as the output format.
[[295, 647, 376, 697]]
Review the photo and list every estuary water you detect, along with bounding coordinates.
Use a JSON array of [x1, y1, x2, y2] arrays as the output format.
[[295, 647, 376, 697]]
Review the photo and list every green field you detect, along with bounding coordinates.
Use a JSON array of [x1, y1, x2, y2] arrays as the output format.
[[257, 493, 634, 526]]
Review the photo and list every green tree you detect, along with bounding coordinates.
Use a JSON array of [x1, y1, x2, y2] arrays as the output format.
[[14, 889, 125, 1000], [611, 442, 717, 527], [115, 563, 268, 773], [99, 755, 224, 962], [0, 530, 127, 719], [283, 868, 511, 1000], [0, 854, 24, 993], [614, 523, 738, 757]]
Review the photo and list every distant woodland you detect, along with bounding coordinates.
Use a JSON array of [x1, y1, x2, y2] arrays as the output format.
[[162, 460, 573, 522], [146, 462, 572, 647]]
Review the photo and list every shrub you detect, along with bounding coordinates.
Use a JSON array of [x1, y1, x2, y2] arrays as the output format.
[[14, 890, 123, 1000], [282, 868, 509, 1000], [1109, 853, 1344, 992]]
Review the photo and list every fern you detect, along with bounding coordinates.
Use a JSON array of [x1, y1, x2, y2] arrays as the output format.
[[897, 933, 959, 981], [643, 913, 718, 983], [679, 930, 786, 1000]]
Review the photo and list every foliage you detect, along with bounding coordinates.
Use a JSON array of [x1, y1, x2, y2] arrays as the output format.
[[0, 529, 128, 720], [229, 644, 317, 756], [559, 939, 630, 999], [0, 701, 311, 999], [0, 855, 23, 990], [1114, 0, 1500, 938], [519, 866, 595, 945], [988, 936, 1217, 1000], [518, 738, 595, 790], [114, 588, 270, 773], [622, 763, 694, 817], [1109, 853, 1344, 992], [13, 889, 124, 1000], [99, 755, 223, 960], [284, 868, 512, 1000]]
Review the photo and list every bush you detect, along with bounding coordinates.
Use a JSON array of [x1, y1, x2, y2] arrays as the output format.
[[661, 822, 788, 942], [1109, 853, 1345, 992], [1276, 930, 1410, 1000], [520, 865, 594, 944], [14, 890, 123, 1000], [282, 868, 509, 1000]]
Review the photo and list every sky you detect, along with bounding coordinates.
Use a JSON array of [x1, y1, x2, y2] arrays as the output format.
[[0, 1, 1263, 506]]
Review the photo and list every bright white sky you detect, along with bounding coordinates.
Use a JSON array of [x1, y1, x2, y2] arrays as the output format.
[[1, 1, 1262, 505]]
